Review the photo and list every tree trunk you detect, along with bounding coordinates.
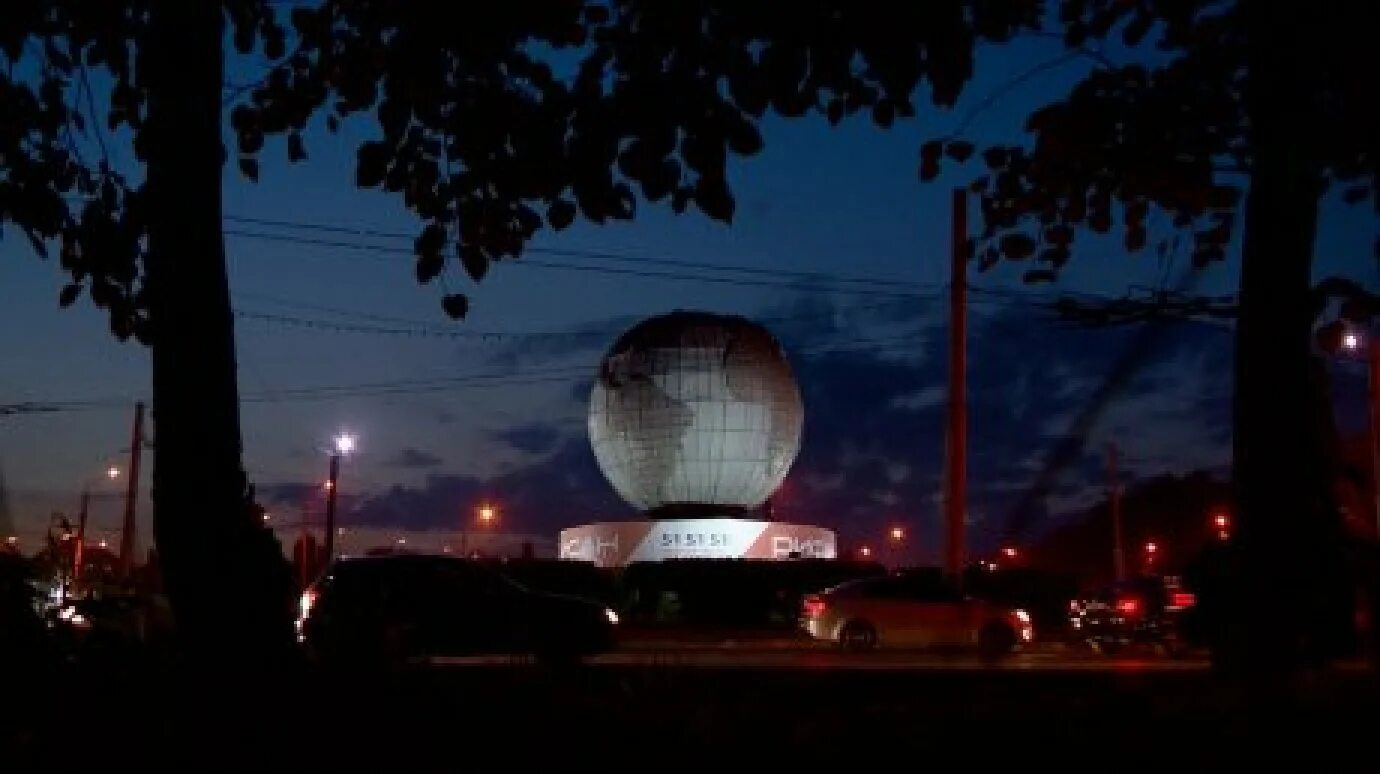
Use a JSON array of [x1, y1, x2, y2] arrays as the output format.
[[1226, 2, 1345, 674], [143, 2, 293, 662]]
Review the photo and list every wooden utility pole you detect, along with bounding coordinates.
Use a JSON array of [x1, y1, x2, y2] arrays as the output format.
[[1108, 441, 1126, 582], [75, 488, 91, 583], [943, 189, 969, 578], [118, 401, 145, 577]]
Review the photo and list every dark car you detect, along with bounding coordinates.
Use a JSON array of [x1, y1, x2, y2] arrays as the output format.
[[1067, 575, 1201, 656], [297, 555, 618, 665]]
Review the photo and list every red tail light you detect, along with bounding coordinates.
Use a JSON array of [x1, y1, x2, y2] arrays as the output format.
[[1169, 591, 1196, 609], [802, 595, 827, 618], [1115, 597, 1141, 616]]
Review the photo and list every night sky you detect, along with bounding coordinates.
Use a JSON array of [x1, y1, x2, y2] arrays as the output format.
[[1, 33, 1374, 564]]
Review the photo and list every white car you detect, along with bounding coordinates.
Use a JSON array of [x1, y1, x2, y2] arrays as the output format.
[[801, 574, 1033, 656]]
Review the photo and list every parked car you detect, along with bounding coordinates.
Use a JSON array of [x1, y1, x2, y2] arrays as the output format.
[[297, 555, 618, 665], [1067, 575, 1199, 656], [800, 572, 1033, 657]]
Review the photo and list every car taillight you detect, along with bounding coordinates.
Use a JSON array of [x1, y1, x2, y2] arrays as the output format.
[[1115, 597, 1141, 616], [802, 595, 827, 618], [1168, 591, 1196, 609]]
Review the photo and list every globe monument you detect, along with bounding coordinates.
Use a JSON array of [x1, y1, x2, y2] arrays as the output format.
[[560, 311, 837, 567]]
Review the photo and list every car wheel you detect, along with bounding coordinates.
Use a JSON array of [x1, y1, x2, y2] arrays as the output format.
[[838, 620, 877, 651], [978, 621, 1017, 660]]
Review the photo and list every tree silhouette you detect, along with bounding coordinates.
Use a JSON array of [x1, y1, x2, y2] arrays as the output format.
[[920, 2, 1376, 670]]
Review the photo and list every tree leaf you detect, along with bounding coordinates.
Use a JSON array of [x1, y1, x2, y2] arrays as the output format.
[[725, 117, 764, 156], [356, 142, 388, 188], [59, 283, 81, 307], [694, 176, 735, 223], [441, 293, 469, 320], [547, 199, 576, 231], [999, 233, 1037, 259], [459, 243, 488, 282], [21, 226, 48, 258], [415, 250, 444, 284], [945, 141, 974, 162], [287, 132, 307, 162], [238, 157, 259, 182]]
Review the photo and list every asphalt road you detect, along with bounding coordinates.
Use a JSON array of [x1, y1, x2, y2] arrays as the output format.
[[432, 642, 1211, 671]]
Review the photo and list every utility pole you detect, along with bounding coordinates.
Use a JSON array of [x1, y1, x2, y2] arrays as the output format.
[[943, 188, 969, 578], [1366, 344, 1380, 535], [323, 452, 340, 564], [118, 401, 144, 577], [75, 488, 90, 583], [1108, 441, 1126, 582]]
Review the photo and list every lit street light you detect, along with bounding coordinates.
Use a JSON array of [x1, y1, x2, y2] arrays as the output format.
[[76, 465, 121, 583], [463, 502, 500, 557], [1000, 546, 1019, 560], [858, 545, 873, 559], [889, 526, 905, 543], [1211, 509, 1231, 540], [322, 432, 356, 566], [1333, 325, 1380, 535]]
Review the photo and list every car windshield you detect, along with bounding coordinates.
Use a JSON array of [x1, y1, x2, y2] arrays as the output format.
[[326, 556, 528, 597]]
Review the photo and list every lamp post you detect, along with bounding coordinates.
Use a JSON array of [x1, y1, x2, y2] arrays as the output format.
[[1143, 540, 1159, 575], [322, 432, 355, 565], [75, 465, 121, 584], [463, 502, 499, 557], [888, 525, 906, 571], [1340, 329, 1380, 535]]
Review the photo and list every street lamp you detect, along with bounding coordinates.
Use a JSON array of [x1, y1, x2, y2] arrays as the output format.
[[75, 465, 121, 583], [323, 432, 356, 565], [1211, 509, 1231, 540], [463, 502, 499, 557], [858, 545, 873, 560], [1143, 540, 1159, 574], [1335, 325, 1380, 536], [1000, 546, 1019, 560]]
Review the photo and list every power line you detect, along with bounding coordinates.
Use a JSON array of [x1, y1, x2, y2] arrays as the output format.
[[222, 213, 940, 292], [0, 331, 934, 415], [223, 228, 931, 299]]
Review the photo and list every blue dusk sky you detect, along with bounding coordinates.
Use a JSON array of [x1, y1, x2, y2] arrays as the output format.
[[0, 29, 1374, 563]]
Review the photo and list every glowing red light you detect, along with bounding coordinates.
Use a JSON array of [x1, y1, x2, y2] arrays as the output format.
[[1001, 546, 1018, 559], [802, 595, 827, 618], [1144, 541, 1158, 554], [1169, 591, 1196, 609], [1212, 512, 1229, 529], [1115, 597, 1142, 616]]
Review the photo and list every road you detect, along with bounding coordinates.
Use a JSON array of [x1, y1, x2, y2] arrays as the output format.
[[432, 641, 1211, 671]]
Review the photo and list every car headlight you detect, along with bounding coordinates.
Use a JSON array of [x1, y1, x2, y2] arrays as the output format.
[[604, 608, 620, 625]]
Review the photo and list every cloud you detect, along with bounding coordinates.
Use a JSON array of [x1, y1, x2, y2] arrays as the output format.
[[344, 437, 629, 535], [385, 447, 443, 469], [490, 423, 562, 455]]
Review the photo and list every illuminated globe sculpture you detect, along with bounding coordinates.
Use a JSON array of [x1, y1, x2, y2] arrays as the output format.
[[589, 311, 804, 513], [564, 312, 833, 566]]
